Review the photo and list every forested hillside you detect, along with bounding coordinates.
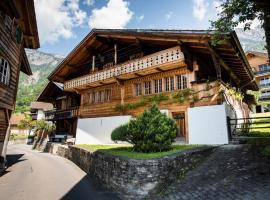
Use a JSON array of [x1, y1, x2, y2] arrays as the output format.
[[15, 49, 64, 113]]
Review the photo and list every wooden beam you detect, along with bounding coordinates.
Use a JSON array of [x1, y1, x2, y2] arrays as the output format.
[[178, 40, 194, 71], [208, 44, 241, 85], [92, 55, 95, 72], [156, 67, 165, 72], [114, 44, 117, 65]]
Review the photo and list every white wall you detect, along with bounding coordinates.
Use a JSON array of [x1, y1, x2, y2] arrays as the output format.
[[75, 115, 132, 144], [37, 110, 45, 120], [188, 104, 229, 145]]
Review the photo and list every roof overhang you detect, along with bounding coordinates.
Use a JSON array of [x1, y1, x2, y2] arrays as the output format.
[[20, 48, 32, 75], [0, 0, 40, 49], [49, 29, 259, 91]]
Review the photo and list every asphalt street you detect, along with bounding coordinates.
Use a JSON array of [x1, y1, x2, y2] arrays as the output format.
[[0, 144, 119, 200]]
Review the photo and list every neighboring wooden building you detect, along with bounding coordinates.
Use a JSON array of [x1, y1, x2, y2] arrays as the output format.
[[246, 51, 270, 113], [43, 29, 258, 145], [0, 0, 39, 170], [30, 101, 53, 120], [10, 113, 28, 135], [37, 82, 80, 138]]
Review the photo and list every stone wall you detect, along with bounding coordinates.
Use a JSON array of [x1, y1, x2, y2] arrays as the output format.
[[46, 143, 215, 199]]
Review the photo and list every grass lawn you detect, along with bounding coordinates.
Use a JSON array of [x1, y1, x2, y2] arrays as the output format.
[[9, 133, 28, 141], [249, 112, 270, 137], [76, 144, 200, 159]]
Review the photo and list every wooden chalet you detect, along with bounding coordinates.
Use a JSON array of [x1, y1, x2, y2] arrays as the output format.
[[37, 82, 80, 138], [0, 0, 39, 170], [44, 29, 258, 145]]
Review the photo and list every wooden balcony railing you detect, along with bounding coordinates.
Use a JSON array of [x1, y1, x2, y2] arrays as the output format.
[[64, 46, 184, 90], [44, 107, 79, 120]]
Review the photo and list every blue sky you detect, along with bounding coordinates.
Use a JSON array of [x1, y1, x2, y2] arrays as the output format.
[[35, 0, 221, 55]]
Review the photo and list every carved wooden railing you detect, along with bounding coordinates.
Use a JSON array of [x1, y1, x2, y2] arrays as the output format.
[[64, 46, 184, 90], [44, 107, 79, 120]]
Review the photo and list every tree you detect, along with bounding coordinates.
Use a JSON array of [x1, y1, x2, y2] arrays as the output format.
[[18, 115, 35, 136], [211, 0, 270, 58]]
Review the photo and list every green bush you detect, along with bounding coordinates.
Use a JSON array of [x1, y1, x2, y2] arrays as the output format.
[[111, 104, 178, 152], [111, 123, 129, 142]]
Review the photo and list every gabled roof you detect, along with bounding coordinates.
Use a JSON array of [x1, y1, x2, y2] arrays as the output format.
[[246, 51, 269, 59], [30, 101, 53, 111], [37, 81, 64, 103], [48, 29, 258, 91]]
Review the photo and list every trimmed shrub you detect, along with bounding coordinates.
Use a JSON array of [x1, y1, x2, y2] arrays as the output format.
[[129, 104, 178, 152], [111, 123, 129, 142], [111, 104, 178, 152]]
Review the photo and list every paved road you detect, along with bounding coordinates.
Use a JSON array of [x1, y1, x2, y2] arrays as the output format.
[[0, 144, 120, 200]]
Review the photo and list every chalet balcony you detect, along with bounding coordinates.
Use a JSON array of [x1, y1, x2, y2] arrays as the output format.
[[254, 69, 270, 76], [44, 107, 79, 121], [64, 46, 185, 91], [260, 83, 270, 89]]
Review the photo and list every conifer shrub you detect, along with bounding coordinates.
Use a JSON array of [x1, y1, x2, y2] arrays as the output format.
[[111, 123, 130, 142], [111, 104, 178, 152]]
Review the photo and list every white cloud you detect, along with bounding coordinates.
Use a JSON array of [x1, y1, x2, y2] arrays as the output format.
[[88, 0, 133, 29], [137, 14, 144, 22], [192, 0, 209, 21], [212, 0, 223, 15], [34, 0, 87, 44], [84, 0, 94, 6], [165, 11, 173, 20]]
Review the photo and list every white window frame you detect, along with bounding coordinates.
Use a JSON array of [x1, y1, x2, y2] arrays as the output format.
[[165, 77, 174, 91], [0, 57, 10, 85], [144, 81, 152, 95], [134, 83, 142, 96], [154, 79, 162, 93], [176, 74, 187, 90]]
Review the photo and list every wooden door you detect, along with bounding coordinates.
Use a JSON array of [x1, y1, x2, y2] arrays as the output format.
[[172, 112, 186, 138]]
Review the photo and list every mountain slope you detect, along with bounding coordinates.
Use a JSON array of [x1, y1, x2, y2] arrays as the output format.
[[235, 27, 267, 53], [15, 50, 64, 113], [15, 28, 267, 113]]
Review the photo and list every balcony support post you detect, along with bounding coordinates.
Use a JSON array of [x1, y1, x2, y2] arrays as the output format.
[[92, 55, 95, 72], [114, 44, 117, 65]]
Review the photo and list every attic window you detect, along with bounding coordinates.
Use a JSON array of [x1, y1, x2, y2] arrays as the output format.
[[0, 58, 10, 85]]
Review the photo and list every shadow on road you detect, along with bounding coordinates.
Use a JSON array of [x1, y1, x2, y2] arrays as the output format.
[[60, 175, 120, 200], [0, 154, 26, 177], [6, 154, 26, 168]]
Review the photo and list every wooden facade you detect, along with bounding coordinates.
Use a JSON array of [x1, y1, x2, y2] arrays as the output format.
[[42, 29, 258, 142], [0, 0, 39, 168], [38, 82, 80, 137]]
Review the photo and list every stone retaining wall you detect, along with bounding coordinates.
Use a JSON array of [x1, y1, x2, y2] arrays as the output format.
[[46, 143, 215, 199]]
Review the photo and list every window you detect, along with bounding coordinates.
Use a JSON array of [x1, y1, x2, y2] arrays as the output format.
[[154, 79, 162, 93], [105, 89, 111, 101], [134, 83, 142, 96], [165, 77, 174, 91], [95, 92, 99, 103], [144, 81, 152, 95], [176, 75, 187, 90], [260, 77, 270, 86], [259, 64, 270, 72], [98, 91, 104, 102], [0, 58, 10, 85], [261, 90, 270, 97]]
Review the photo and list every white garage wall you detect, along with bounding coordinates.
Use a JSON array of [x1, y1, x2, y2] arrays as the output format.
[[75, 115, 132, 144], [188, 104, 229, 145]]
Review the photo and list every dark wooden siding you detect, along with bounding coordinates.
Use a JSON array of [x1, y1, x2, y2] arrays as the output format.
[[0, 109, 8, 142], [0, 15, 23, 111]]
